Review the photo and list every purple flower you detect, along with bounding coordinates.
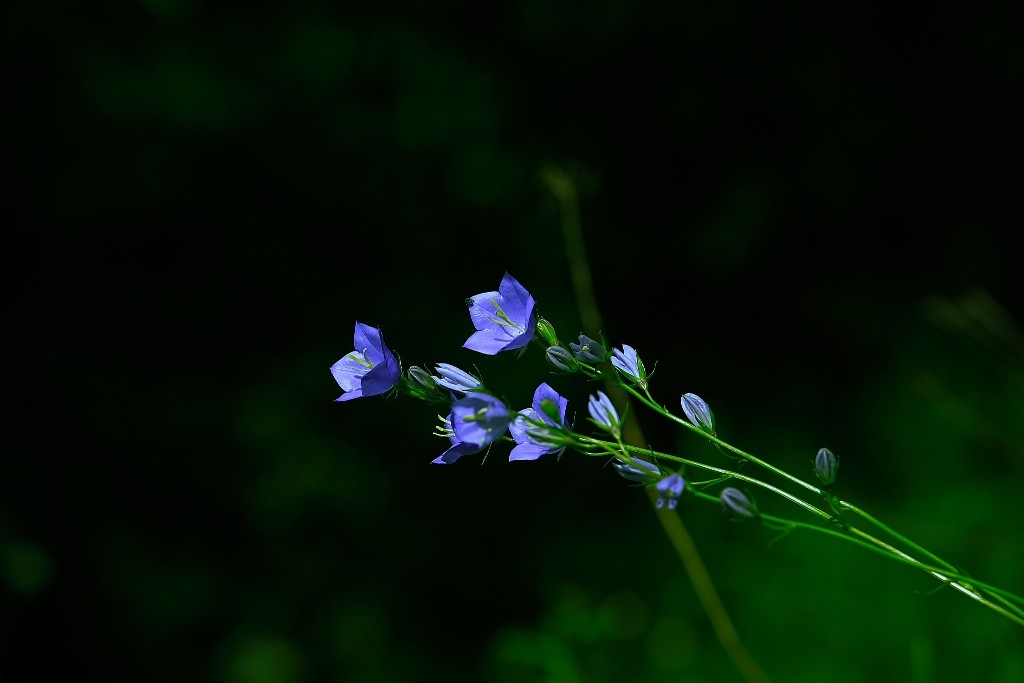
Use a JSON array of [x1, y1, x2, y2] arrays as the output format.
[[432, 392, 512, 464], [656, 473, 686, 510], [509, 382, 569, 461], [431, 363, 482, 393], [464, 273, 538, 355], [611, 344, 647, 388], [331, 322, 401, 402]]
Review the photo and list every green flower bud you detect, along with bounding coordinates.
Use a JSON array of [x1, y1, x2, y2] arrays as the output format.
[[536, 317, 560, 347], [407, 365, 436, 390], [402, 366, 447, 403]]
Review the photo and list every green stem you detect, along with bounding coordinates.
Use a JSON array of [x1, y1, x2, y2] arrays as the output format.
[[602, 440, 1024, 624], [616, 382, 1024, 618], [609, 442, 832, 521], [619, 383, 823, 495], [841, 502, 958, 572], [688, 490, 1024, 624]]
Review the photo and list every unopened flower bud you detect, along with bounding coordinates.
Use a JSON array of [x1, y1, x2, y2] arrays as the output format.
[[536, 318, 560, 347], [407, 365, 436, 390], [610, 345, 648, 388], [545, 345, 579, 372], [814, 447, 839, 487], [587, 390, 621, 436], [402, 365, 447, 403], [431, 363, 482, 393], [612, 457, 660, 483], [681, 393, 715, 434], [570, 334, 607, 363], [720, 487, 758, 519]]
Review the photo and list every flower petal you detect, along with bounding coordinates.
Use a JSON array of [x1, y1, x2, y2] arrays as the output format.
[[463, 329, 509, 355], [508, 442, 551, 461], [354, 322, 386, 364], [431, 441, 484, 465], [467, 291, 501, 332]]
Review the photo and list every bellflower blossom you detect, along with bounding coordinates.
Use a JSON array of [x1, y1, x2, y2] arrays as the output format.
[[509, 382, 569, 461], [655, 473, 686, 510], [431, 363, 482, 393], [432, 392, 512, 464], [464, 272, 538, 355], [331, 322, 401, 402]]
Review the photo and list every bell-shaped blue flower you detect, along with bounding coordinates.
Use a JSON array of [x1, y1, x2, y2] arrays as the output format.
[[432, 392, 512, 464], [655, 473, 686, 510], [431, 363, 482, 393], [331, 322, 401, 402], [464, 272, 538, 355], [509, 382, 569, 461], [611, 344, 648, 388]]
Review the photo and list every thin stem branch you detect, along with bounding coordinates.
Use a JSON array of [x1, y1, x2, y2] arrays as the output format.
[[610, 380, 1024, 622], [543, 163, 773, 683]]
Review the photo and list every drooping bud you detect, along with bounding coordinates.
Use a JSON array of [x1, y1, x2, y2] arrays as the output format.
[[720, 487, 758, 519], [536, 317, 560, 347], [814, 447, 839, 488], [570, 334, 607, 363], [681, 393, 716, 435], [612, 457, 661, 483], [545, 345, 579, 372]]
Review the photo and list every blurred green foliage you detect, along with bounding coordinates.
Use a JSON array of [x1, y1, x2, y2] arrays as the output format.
[[6, 0, 1024, 681]]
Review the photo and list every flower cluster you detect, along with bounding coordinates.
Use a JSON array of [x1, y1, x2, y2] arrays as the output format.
[[329, 273, 782, 514]]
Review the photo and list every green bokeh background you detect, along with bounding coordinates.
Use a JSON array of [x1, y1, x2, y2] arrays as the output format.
[[6, 1, 1024, 681]]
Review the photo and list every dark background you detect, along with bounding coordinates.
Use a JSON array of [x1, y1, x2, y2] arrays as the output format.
[[6, 1, 1024, 682]]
